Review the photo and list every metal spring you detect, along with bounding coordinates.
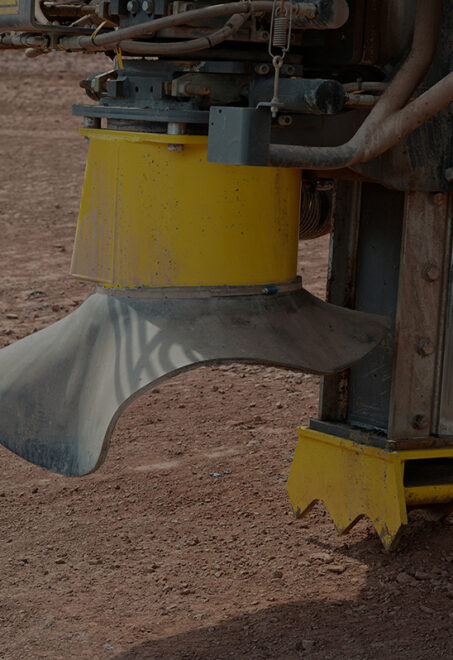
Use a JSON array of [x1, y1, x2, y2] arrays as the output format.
[[272, 14, 290, 49], [299, 184, 333, 240]]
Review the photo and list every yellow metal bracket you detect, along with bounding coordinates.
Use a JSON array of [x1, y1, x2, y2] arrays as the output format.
[[287, 428, 453, 550]]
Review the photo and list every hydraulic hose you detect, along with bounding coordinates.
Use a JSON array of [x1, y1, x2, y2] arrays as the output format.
[[269, 0, 448, 169], [60, 1, 280, 51], [58, 0, 348, 51], [120, 13, 249, 55], [2, 0, 349, 54]]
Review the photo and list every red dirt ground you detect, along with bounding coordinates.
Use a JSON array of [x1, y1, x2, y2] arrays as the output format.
[[0, 51, 452, 660]]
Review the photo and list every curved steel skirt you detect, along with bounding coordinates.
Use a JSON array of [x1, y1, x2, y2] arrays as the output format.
[[0, 287, 389, 476]]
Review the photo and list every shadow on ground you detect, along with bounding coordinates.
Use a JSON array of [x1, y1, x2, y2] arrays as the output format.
[[114, 516, 453, 660]]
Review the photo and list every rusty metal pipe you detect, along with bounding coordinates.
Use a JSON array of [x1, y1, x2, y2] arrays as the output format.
[[363, 0, 441, 125], [343, 82, 388, 93], [360, 72, 453, 161], [345, 94, 378, 108], [0, 33, 48, 49], [59, 1, 279, 50], [120, 13, 248, 55], [269, 0, 446, 169], [59, 0, 348, 51]]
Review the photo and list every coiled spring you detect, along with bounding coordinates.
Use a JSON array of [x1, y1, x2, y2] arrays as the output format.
[[272, 14, 290, 49], [299, 182, 334, 240]]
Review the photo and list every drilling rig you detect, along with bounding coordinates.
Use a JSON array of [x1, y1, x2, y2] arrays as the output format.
[[1, 0, 453, 549]]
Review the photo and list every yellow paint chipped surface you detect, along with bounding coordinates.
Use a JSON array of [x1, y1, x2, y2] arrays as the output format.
[[71, 129, 301, 288]]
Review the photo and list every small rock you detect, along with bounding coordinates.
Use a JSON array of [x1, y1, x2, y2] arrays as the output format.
[[327, 564, 346, 574], [104, 643, 115, 651], [414, 571, 431, 581], [396, 571, 417, 586], [311, 552, 333, 563], [420, 605, 435, 614], [55, 558, 66, 565], [6, 313, 18, 320]]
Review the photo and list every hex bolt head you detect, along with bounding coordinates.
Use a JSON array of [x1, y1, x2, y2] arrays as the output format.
[[416, 337, 434, 357], [445, 167, 453, 183], [412, 414, 429, 430], [126, 0, 139, 13], [278, 115, 293, 127], [422, 263, 440, 282], [142, 0, 154, 13], [282, 64, 295, 75], [254, 63, 270, 75]]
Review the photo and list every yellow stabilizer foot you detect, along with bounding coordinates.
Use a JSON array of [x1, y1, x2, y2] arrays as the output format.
[[287, 429, 453, 550]]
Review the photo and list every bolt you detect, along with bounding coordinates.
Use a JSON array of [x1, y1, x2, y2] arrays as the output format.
[[254, 63, 270, 75], [422, 263, 440, 282], [258, 30, 269, 41], [126, 0, 139, 13], [142, 0, 153, 13], [282, 64, 295, 75], [412, 414, 429, 430], [416, 337, 434, 357], [278, 114, 293, 127]]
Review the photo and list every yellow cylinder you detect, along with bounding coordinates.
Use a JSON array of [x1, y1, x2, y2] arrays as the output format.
[[71, 129, 301, 288]]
